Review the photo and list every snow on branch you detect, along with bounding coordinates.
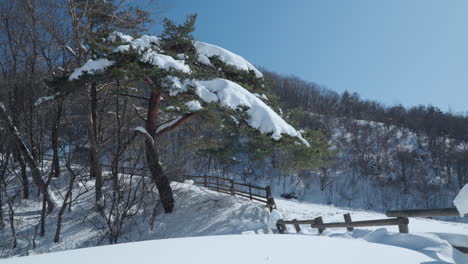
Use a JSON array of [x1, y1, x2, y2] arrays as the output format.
[[141, 52, 190, 73], [190, 78, 309, 146], [134, 126, 154, 145], [35, 94, 59, 106], [69, 59, 115, 80], [194, 41, 263, 78], [110, 32, 189, 73]]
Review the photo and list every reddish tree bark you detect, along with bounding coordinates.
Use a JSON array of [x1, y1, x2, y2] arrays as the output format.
[[145, 90, 174, 213]]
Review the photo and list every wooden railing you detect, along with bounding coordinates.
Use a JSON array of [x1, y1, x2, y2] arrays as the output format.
[[188, 175, 277, 212], [385, 207, 468, 253], [386, 208, 467, 218], [276, 213, 409, 234]]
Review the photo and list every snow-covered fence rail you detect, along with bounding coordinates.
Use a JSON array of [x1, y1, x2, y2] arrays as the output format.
[[276, 214, 409, 234], [386, 207, 468, 253], [188, 175, 277, 211], [386, 208, 468, 218]]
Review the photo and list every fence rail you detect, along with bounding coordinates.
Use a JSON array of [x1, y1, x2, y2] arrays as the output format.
[[386, 208, 467, 218], [188, 175, 276, 211], [276, 213, 409, 234]]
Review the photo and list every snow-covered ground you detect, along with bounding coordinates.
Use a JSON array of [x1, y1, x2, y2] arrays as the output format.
[[275, 198, 468, 263], [2, 180, 468, 263], [3, 234, 445, 264]]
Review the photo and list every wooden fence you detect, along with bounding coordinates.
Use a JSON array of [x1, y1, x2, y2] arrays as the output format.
[[386, 207, 468, 253], [386, 208, 467, 218], [188, 175, 277, 212], [276, 213, 409, 234]]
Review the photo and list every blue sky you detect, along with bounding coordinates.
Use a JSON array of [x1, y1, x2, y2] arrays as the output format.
[[154, 0, 468, 113]]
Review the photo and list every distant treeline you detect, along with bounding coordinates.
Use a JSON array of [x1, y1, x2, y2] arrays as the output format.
[[264, 71, 468, 143]]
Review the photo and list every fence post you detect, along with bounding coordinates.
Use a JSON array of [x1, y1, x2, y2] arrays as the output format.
[[343, 213, 353, 232], [216, 177, 219, 192], [204, 175, 207, 187], [314, 216, 325, 234], [265, 186, 277, 211], [293, 219, 301, 233], [276, 220, 286, 234], [230, 179, 235, 195], [248, 184, 252, 200], [397, 217, 409, 234]]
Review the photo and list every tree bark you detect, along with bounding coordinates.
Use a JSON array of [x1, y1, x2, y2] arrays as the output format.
[[145, 91, 174, 213], [86, 84, 103, 206]]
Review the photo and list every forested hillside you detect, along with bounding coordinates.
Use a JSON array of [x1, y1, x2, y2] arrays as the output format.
[[1, 0, 468, 259], [0, 0, 327, 255], [259, 71, 468, 210]]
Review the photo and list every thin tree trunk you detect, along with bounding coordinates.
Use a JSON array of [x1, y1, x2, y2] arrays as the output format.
[[54, 161, 77, 242], [16, 153, 29, 199], [51, 100, 63, 178], [0, 103, 54, 212], [0, 171, 16, 248], [145, 91, 174, 213], [86, 84, 103, 206], [40, 191, 47, 236], [6, 197, 16, 248], [0, 188, 3, 228]]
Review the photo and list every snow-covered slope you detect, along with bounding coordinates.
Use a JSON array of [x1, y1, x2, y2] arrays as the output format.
[[2, 180, 468, 263], [3, 235, 440, 264], [275, 198, 468, 263], [232, 116, 468, 215]]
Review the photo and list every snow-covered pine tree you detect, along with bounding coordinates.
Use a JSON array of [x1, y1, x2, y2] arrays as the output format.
[[62, 15, 318, 213]]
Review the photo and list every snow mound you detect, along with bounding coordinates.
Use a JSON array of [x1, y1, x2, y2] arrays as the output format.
[[360, 228, 458, 263], [192, 78, 309, 145], [267, 209, 283, 229], [69, 59, 114, 80], [195, 41, 263, 78], [2, 235, 437, 264], [454, 184, 468, 216], [275, 198, 468, 263]]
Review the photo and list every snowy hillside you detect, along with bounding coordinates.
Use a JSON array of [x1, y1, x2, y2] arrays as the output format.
[[227, 116, 468, 215], [2, 180, 468, 263]]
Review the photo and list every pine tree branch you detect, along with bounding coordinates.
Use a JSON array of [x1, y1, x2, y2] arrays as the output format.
[[133, 105, 147, 122], [155, 113, 197, 137], [117, 93, 150, 101]]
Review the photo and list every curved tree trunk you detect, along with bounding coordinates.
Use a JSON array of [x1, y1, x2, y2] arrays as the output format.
[[145, 142, 174, 213], [145, 90, 174, 213]]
